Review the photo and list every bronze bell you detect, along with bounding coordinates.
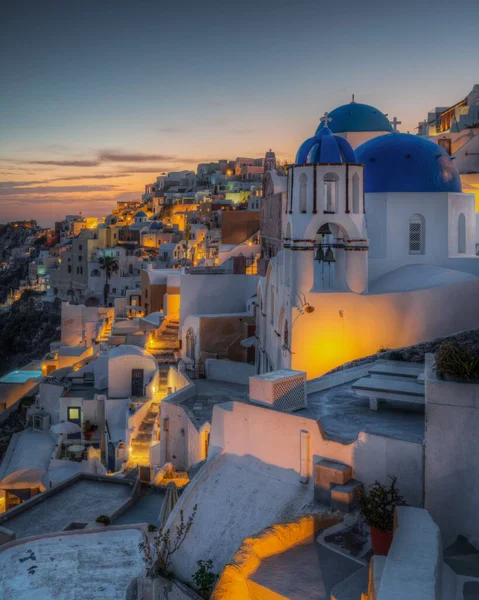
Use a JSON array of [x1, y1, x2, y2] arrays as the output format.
[[315, 246, 325, 262], [323, 247, 336, 263], [318, 224, 332, 236]]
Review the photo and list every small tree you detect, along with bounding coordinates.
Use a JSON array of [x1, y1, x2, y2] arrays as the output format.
[[98, 255, 119, 306], [358, 476, 406, 532], [140, 505, 197, 578], [192, 559, 218, 599]]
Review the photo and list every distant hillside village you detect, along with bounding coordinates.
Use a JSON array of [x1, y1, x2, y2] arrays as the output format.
[[1, 85, 479, 600]]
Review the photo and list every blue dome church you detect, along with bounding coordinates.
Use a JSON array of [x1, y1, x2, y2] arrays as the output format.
[[255, 98, 479, 386], [356, 133, 462, 194], [315, 97, 393, 150]]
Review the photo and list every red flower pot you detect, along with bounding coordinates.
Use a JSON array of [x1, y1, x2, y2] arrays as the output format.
[[370, 526, 393, 556]]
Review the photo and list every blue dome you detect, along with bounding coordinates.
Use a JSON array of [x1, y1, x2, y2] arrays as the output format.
[[149, 221, 162, 230], [296, 127, 356, 165], [316, 102, 392, 134], [135, 210, 147, 218], [356, 133, 462, 194]]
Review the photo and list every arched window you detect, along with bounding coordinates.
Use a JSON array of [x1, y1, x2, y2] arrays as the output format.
[[90, 269, 101, 277], [284, 320, 289, 349], [299, 173, 307, 213], [458, 213, 466, 254], [352, 173, 360, 214], [409, 214, 425, 255], [323, 172, 339, 213], [185, 328, 196, 360]]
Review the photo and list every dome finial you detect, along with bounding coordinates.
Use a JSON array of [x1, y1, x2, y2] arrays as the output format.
[[389, 116, 402, 132], [351, 94, 355, 104], [320, 111, 332, 128]]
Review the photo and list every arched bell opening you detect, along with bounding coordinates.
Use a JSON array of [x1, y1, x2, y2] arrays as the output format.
[[313, 223, 348, 291]]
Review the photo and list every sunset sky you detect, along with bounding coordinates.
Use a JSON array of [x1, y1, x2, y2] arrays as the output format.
[[1, 0, 477, 226]]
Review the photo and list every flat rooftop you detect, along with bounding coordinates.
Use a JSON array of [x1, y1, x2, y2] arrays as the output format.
[[0, 478, 132, 538], [304, 382, 424, 444], [0, 528, 144, 600], [180, 379, 249, 430]]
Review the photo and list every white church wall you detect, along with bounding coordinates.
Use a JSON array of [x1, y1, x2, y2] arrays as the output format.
[[289, 277, 479, 379], [366, 193, 388, 258], [367, 191, 477, 283], [338, 130, 390, 150], [210, 400, 423, 506], [447, 193, 476, 257]]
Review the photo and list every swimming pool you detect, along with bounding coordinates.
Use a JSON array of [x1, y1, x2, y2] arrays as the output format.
[[0, 369, 42, 384]]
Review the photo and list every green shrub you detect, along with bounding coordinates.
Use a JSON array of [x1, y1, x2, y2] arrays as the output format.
[[435, 341, 479, 382], [96, 515, 111, 526], [358, 476, 406, 532], [192, 559, 218, 599], [148, 524, 158, 532], [377, 346, 390, 354]]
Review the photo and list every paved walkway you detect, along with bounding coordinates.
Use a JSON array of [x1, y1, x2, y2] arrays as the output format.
[[113, 486, 165, 528], [250, 539, 362, 599], [1, 480, 132, 538]]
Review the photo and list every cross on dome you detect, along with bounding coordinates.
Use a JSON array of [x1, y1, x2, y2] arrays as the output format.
[[320, 112, 332, 128], [390, 116, 402, 132], [351, 94, 355, 103]]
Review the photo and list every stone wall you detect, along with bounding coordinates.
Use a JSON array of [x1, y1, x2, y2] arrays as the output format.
[[425, 354, 479, 548]]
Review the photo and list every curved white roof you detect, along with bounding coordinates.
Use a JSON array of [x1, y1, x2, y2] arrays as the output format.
[[370, 264, 477, 294], [0, 430, 55, 484], [108, 345, 155, 360]]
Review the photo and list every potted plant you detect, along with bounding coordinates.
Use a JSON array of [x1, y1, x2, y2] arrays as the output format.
[[82, 420, 98, 441], [129, 402, 136, 414], [358, 476, 406, 556]]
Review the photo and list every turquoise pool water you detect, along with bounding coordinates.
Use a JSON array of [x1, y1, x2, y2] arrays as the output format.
[[0, 369, 42, 384]]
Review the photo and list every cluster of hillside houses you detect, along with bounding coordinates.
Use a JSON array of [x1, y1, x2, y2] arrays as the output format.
[[1, 86, 479, 599]]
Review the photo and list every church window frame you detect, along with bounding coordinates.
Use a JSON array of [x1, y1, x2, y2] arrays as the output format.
[[352, 173, 360, 214], [323, 172, 339, 213], [458, 213, 466, 254], [299, 172, 308, 213], [409, 214, 425, 255]]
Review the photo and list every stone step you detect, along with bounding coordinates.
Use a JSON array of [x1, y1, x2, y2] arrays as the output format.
[[331, 480, 363, 512], [131, 439, 151, 448], [352, 376, 425, 411], [314, 459, 353, 504], [330, 565, 369, 600], [369, 363, 424, 381], [444, 554, 479, 577], [134, 432, 152, 443]]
